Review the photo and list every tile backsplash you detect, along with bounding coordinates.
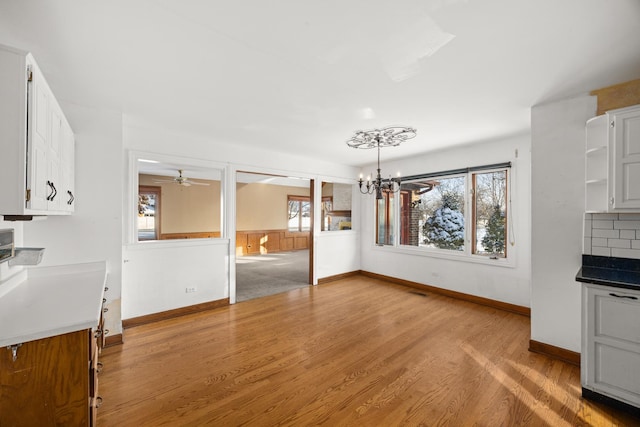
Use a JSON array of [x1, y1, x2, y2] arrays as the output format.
[[583, 213, 640, 259]]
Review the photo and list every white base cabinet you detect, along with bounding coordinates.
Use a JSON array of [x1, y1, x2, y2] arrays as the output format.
[[581, 283, 640, 409], [0, 44, 75, 217], [585, 105, 640, 212]]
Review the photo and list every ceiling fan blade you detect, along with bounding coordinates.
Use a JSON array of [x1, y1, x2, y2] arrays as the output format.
[[185, 181, 210, 186]]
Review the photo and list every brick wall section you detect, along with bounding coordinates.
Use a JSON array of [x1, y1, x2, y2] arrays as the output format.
[[583, 213, 640, 259], [409, 206, 420, 246]]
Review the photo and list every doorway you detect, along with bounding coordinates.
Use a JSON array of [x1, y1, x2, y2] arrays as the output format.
[[235, 171, 313, 302]]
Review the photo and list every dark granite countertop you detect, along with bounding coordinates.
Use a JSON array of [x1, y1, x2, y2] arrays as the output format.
[[575, 255, 640, 291]]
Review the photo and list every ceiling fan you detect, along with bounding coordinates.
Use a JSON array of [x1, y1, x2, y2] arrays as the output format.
[[152, 170, 210, 187]]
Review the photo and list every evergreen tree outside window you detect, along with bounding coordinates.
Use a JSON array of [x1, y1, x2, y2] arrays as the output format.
[[472, 170, 507, 257], [423, 191, 465, 250]]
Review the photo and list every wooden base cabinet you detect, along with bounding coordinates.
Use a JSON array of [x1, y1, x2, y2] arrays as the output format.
[[581, 284, 640, 410], [0, 328, 101, 426]]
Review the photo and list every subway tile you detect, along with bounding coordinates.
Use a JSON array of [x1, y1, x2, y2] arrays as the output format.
[[593, 220, 614, 229], [607, 239, 631, 249], [633, 240, 640, 250], [592, 229, 619, 238], [592, 237, 608, 247], [583, 238, 592, 255], [614, 220, 640, 230], [617, 213, 640, 220], [593, 213, 619, 220], [592, 246, 612, 257], [584, 220, 592, 237], [611, 248, 640, 260], [620, 229, 636, 239]]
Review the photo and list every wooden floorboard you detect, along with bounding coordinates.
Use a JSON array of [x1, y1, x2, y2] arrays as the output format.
[[96, 276, 639, 426]]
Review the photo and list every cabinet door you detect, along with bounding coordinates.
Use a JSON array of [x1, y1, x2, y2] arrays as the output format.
[[47, 104, 63, 211], [26, 63, 50, 211], [60, 118, 75, 212], [583, 285, 640, 407], [611, 106, 640, 209], [0, 330, 90, 426]]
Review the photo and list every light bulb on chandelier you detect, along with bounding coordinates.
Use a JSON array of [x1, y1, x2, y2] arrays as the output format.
[[346, 126, 417, 199]]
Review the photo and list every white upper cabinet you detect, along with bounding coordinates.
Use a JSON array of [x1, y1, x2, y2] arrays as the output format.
[[585, 105, 640, 212], [0, 45, 75, 217], [611, 105, 640, 210]]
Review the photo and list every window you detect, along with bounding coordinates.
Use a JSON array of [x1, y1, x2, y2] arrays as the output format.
[[138, 186, 161, 241], [376, 165, 510, 261], [376, 192, 394, 244], [133, 155, 224, 243], [472, 170, 507, 258], [321, 182, 352, 231], [288, 196, 311, 232]]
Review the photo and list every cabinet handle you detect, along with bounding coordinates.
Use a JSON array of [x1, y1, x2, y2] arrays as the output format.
[[6, 344, 22, 362], [103, 307, 109, 313], [609, 292, 638, 300], [94, 329, 103, 338], [67, 190, 74, 205], [95, 396, 103, 408], [96, 361, 104, 373], [46, 181, 54, 201], [104, 286, 109, 292], [49, 181, 57, 201]]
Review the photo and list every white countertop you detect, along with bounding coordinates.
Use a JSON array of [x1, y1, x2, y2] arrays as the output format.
[[0, 261, 107, 347]]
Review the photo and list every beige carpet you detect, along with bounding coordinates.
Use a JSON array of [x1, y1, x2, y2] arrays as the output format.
[[235, 250, 309, 302]]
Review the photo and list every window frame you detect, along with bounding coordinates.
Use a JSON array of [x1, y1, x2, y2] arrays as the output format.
[[287, 195, 311, 233], [138, 185, 161, 241], [373, 165, 513, 267], [127, 150, 226, 246]]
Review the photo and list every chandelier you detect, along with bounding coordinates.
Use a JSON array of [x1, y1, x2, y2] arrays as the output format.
[[346, 126, 417, 199]]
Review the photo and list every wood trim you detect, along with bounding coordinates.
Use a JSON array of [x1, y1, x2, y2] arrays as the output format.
[[160, 231, 221, 240], [317, 271, 360, 284], [529, 339, 580, 367], [236, 229, 310, 255], [360, 270, 531, 317], [104, 333, 124, 348], [326, 210, 351, 217], [309, 179, 314, 285], [591, 78, 640, 116], [122, 298, 230, 329]]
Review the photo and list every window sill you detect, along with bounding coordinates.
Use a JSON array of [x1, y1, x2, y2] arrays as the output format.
[[126, 238, 229, 250], [371, 244, 516, 268]]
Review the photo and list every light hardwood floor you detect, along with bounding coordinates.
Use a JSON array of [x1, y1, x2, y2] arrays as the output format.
[[97, 276, 639, 426]]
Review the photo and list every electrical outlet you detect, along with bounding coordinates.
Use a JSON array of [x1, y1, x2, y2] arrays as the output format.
[[185, 287, 197, 293]]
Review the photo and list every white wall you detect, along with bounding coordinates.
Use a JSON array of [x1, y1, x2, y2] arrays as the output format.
[[316, 231, 360, 279], [122, 240, 228, 318], [359, 133, 531, 307], [531, 94, 597, 352], [23, 104, 124, 336]]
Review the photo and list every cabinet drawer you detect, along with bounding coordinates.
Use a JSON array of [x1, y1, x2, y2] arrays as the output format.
[[594, 342, 640, 404], [595, 291, 640, 345]]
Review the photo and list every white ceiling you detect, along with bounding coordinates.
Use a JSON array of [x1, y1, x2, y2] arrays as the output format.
[[1, 0, 639, 167]]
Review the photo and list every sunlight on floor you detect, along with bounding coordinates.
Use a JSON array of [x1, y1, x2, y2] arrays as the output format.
[[460, 342, 575, 426]]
